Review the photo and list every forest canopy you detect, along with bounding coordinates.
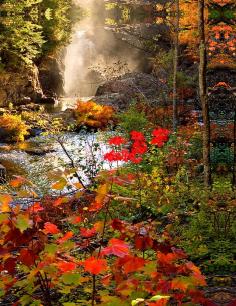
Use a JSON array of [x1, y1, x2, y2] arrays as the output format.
[[0, 0, 81, 68]]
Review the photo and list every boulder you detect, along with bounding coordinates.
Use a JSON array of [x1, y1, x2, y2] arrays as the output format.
[[95, 72, 167, 110], [16, 103, 42, 112], [40, 96, 57, 104], [24, 146, 55, 156], [0, 128, 9, 141], [0, 108, 8, 115], [28, 128, 45, 137], [0, 65, 43, 106]]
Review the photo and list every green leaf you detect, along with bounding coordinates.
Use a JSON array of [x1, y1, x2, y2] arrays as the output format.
[[44, 243, 57, 255], [150, 295, 170, 301], [63, 303, 76, 306], [0, 214, 9, 222], [61, 273, 81, 285], [20, 294, 31, 305], [131, 298, 144, 306], [16, 214, 31, 233], [59, 286, 72, 294], [30, 301, 42, 306]]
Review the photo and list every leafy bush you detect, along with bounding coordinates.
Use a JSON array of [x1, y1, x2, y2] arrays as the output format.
[[74, 100, 115, 129], [0, 129, 211, 305], [117, 104, 149, 135], [0, 113, 30, 141]]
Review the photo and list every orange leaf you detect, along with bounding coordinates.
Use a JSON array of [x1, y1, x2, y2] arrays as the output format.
[[28, 202, 44, 213], [80, 227, 97, 238], [0, 194, 12, 212], [57, 261, 77, 273], [83, 257, 107, 275], [51, 178, 67, 190], [69, 216, 82, 224], [9, 176, 26, 188], [57, 231, 73, 244], [44, 222, 60, 234]]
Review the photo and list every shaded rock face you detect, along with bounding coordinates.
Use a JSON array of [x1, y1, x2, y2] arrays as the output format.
[[0, 65, 43, 106], [95, 72, 167, 110], [38, 51, 65, 97]]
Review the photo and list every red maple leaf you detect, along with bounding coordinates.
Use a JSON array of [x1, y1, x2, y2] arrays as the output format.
[[148, 299, 168, 306], [57, 261, 77, 273], [4, 257, 17, 275], [19, 249, 37, 267], [44, 222, 60, 234], [57, 231, 73, 244], [117, 255, 145, 274], [80, 227, 97, 238], [28, 202, 44, 213], [101, 238, 130, 257], [69, 216, 82, 224], [83, 257, 107, 275], [135, 235, 153, 251], [111, 219, 126, 231]]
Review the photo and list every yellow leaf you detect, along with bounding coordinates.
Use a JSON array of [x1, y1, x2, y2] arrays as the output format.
[[52, 178, 67, 190], [0, 194, 12, 212], [94, 221, 105, 233], [95, 183, 109, 204], [73, 182, 83, 189]]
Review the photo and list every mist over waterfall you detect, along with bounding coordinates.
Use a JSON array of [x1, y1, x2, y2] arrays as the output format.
[[64, 27, 96, 97], [63, 0, 143, 98]]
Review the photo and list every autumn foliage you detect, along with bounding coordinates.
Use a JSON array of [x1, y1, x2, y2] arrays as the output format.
[[74, 100, 115, 129], [0, 129, 214, 306], [0, 114, 29, 142]]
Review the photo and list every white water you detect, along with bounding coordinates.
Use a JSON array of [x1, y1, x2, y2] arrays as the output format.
[[64, 28, 97, 97]]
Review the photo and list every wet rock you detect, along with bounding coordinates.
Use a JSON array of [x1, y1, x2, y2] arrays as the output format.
[[95, 72, 166, 110], [28, 128, 45, 137], [38, 51, 65, 97], [0, 128, 9, 141], [17, 103, 42, 112], [0, 158, 26, 177], [40, 96, 57, 104], [0, 65, 43, 106], [0, 164, 6, 184], [24, 146, 55, 156], [94, 93, 127, 111], [0, 144, 12, 152], [19, 96, 32, 105], [0, 108, 8, 115]]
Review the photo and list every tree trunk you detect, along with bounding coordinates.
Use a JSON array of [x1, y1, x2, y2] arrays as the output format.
[[198, 0, 211, 186], [233, 111, 236, 186], [173, 0, 179, 132]]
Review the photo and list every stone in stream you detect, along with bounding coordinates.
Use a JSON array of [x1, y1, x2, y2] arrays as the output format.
[[23, 146, 56, 156], [0, 164, 6, 184], [40, 95, 58, 104]]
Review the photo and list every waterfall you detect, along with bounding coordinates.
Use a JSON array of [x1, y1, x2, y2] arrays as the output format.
[[63, 0, 144, 101], [64, 26, 96, 97]]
